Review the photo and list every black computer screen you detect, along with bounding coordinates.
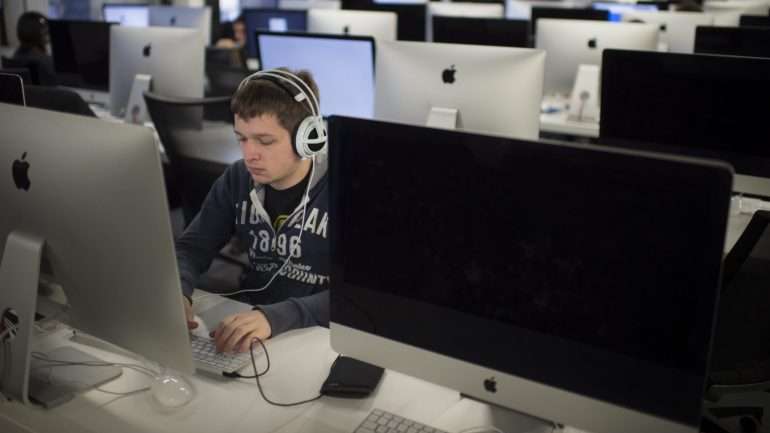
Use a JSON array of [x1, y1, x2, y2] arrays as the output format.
[[530, 6, 608, 35], [0, 73, 25, 105], [242, 9, 307, 57], [356, 3, 427, 41], [600, 49, 770, 180], [432, 16, 530, 47], [48, 20, 112, 91], [740, 14, 770, 28], [329, 115, 731, 428], [694, 25, 770, 58]]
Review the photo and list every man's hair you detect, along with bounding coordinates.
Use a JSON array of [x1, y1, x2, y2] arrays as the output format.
[[17, 11, 49, 51], [230, 68, 321, 136]]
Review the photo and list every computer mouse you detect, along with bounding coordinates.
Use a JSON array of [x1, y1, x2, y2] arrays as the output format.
[[150, 372, 195, 409]]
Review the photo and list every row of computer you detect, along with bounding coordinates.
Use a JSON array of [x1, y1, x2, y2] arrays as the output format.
[[2, 86, 769, 433], [29, 11, 770, 113]]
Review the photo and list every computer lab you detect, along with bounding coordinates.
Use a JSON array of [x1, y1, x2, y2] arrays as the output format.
[[0, 0, 769, 432]]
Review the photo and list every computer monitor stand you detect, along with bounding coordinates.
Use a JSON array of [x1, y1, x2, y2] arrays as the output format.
[[426, 106, 460, 130], [125, 73, 153, 125], [0, 231, 120, 407], [0, 230, 43, 404], [567, 64, 600, 123]]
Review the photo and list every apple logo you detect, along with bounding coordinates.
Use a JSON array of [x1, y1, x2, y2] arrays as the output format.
[[442, 65, 457, 84], [587, 37, 597, 49], [169, 16, 177, 26], [142, 43, 152, 57], [12, 152, 31, 191], [343, 25, 350, 35], [483, 377, 497, 393]]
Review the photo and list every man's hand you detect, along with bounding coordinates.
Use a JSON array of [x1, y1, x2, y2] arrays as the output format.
[[212, 310, 272, 353], [184, 297, 198, 330]]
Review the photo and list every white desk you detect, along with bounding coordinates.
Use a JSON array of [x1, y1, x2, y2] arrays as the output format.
[[0, 323, 465, 433], [539, 97, 600, 140], [539, 112, 599, 139]]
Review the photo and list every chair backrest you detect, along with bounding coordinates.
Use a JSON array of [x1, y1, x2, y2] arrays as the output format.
[[0, 67, 32, 84], [23, 85, 96, 117], [2, 56, 40, 85], [143, 91, 234, 224], [206, 64, 249, 97]]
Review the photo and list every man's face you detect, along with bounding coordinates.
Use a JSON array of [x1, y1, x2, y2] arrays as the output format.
[[235, 113, 304, 190], [233, 21, 246, 46]]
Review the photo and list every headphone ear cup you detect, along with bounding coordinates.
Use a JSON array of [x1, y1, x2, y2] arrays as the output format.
[[294, 116, 327, 159]]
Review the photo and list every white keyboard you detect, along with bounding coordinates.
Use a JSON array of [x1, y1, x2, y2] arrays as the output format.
[[353, 409, 448, 433], [190, 334, 252, 374]]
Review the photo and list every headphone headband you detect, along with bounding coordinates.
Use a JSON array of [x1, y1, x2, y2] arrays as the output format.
[[236, 68, 327, 159]]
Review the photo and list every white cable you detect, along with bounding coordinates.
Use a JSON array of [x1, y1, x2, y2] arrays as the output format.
[[30, 352, 159, 378], [456, 426, 505, 433], [195, 154, 318, 302]]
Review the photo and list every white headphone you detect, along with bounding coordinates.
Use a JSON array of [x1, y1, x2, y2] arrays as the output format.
[[236, 68, 327, 159]]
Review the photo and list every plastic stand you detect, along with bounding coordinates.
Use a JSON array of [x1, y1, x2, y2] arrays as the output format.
[[0, 231, 44, 404], [124, 73, 153, 125], [567, 64, 601, 123], [426, 107, 459, 130]]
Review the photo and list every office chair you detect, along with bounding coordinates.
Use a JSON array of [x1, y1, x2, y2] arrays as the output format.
[[23, 85, 96, 117], [143, 91, 235, 224], [702, 210, 770, 433], [1, 56, 54, 86], [205, 47, 249, 97], [0, 67, 32, 84], [144, 90, 247, 292]]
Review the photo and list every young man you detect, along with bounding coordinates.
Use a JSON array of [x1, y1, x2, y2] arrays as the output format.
[[176, 68, 329, 353]]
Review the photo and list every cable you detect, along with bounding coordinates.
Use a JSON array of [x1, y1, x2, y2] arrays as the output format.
[[30, 352, 159, 378], [238, 336, 323, 407], [195, 153, 319, 303], [456, 426, 505, 433]]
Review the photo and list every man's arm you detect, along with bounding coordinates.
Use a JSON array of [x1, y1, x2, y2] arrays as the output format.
[[176, 171, 237, 300], [213, 290, 329, 353]]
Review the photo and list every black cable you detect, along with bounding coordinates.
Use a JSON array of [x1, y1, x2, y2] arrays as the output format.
[[228, 337, 323, 407]]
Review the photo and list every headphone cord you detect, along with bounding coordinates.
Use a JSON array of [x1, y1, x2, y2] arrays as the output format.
[[196, 154, 319, 303], [224, 336, 323, 407]]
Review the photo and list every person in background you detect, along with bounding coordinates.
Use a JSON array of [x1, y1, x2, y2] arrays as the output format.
[[11, 11, 57, 86], [214, 13, 247, 67]]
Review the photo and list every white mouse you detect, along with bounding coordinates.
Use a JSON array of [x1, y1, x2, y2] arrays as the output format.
[[151, 372, 195, 409]]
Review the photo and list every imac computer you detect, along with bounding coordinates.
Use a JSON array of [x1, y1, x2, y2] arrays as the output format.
[[704, 0, 770, 26], [591, 1, 660, 21], [358, 3, 428, 41], [256, 31, 375, 118], [426, 2, 504, 41], [0, 103, 194, 385], [243, 8, 308, 58], [328, 115, 732, 433], [694, 25, 770, 57], [109, 26, 205, 118], [48, 20, 113, 92], [374, 40, 545, 140], [536, 19, 658, 96], [148, 5, 213, 45], [278, 0, 341, 9], [621, 10, 714, 53], [740, 14, 770, 27], [307, 9, 398, 40], [530, 6, 609, 35], [102, 3, 150, 27], [600, 49, 770, 197], [432, 16, 530, 48]]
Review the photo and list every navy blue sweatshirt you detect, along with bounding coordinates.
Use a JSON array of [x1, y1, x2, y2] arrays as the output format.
[[176, 152, 329, 336]]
